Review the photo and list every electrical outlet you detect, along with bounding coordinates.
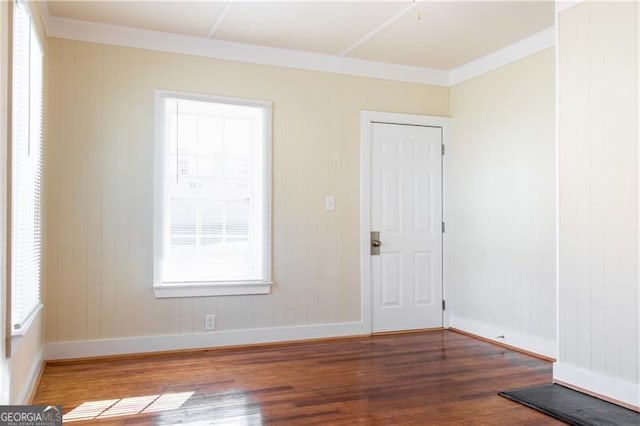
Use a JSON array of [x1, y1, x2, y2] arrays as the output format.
[[325, 196, 336, 211], [204, 314, 216, 331]]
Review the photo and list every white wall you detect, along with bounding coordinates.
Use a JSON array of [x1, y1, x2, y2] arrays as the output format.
[[448, 48, 556, 358], [555, 1, 639, 409], [43, 37, 449, 357]]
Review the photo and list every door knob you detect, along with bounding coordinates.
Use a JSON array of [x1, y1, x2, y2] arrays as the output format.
[[371, 231, 381, 255]]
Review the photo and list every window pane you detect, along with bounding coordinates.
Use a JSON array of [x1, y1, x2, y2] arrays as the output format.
[[157, 94, 270, 285], [198, 116, 223, 155], [224, 118, 250, 157], [11, 2, 44, 333]]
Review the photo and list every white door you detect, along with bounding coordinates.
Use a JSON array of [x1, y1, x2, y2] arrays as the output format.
[[370, 122, 443, 332]]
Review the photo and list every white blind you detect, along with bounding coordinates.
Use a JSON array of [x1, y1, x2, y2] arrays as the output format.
[[156, 94, 271, 285], [11, 0, 44, 334]]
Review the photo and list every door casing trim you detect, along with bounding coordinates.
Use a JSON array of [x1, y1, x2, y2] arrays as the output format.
[[360, 110, 452, 332]]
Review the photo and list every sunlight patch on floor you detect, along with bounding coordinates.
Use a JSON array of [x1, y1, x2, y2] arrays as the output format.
[[62, 391, 194, 422]]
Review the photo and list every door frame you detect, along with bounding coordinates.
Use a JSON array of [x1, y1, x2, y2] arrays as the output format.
[[360, 110, 452, 333]]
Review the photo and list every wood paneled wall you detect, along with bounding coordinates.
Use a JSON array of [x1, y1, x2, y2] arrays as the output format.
[[447, 49, 556, 357], [43, 38, 449, 343], [556, 1, 639, 407]]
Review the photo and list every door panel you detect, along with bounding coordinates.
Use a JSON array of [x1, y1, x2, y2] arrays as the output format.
[[371, 122, 442, 332], [381, 169, 401, 232], [380, 252, 401, 307], [413, 170, 432, 232], [414, 251, 432, 305]]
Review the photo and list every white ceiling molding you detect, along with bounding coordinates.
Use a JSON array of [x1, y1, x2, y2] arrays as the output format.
[[339, 0, 422, 57], [207, 2, 234, 39], [42, 13, 555, 88], [449, 26, 555, 86], [44, 15, 450, 86], [34, 0, 51, 35]]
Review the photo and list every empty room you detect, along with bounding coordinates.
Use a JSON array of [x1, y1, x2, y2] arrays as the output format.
[[0, 0, 638, 424]]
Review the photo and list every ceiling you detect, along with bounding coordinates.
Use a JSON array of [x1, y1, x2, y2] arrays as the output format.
[[45, 1, 554, 71]]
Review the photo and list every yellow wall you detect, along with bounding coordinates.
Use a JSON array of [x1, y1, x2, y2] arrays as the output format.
[[10, 317, 42, 402], [448, 48, 556, 356], [44, 38, 449, 342]]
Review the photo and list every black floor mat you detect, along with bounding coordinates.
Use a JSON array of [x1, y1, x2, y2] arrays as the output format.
[[499, 384, 639, 425]]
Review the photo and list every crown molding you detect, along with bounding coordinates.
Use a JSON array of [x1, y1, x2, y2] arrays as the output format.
[[41, 13, 555, 88], [43, 15, 450, 87], [449, 26, 555, 86]]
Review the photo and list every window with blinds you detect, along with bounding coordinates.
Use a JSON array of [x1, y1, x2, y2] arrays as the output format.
[[153, 91, 272, 298], [10, 0, 44, 335]]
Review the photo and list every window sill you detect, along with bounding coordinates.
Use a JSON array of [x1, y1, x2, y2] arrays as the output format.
[[154, 281, 273, 298], [11, 303, 43, 339]]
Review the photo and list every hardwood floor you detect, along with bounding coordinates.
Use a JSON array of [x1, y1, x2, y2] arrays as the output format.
[[33, 330, 562, 425]]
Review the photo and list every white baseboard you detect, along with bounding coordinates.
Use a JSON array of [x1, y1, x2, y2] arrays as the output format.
[[449, 314, 556, 359], [44, 321, 369, 361], [554, 362, 640, 411], [17, 348, 43, 404]]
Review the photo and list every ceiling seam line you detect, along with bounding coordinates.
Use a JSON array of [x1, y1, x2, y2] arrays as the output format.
[[338, 0, 423, 57], [207, 1, 234, 39]]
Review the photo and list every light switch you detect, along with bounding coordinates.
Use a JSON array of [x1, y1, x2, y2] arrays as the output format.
[[325, 196, 336, 211]]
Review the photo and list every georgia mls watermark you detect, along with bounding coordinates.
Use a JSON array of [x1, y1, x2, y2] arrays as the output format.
[[0, 405, 62, 426]]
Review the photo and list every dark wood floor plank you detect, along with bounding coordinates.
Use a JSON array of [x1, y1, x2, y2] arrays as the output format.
[[33, 330, 561, 425]]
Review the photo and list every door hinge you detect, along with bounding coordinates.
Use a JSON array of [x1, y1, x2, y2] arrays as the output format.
[[441, 144, 445, 156], [442, 222, 445, 233], [442, 300, 446, 311]]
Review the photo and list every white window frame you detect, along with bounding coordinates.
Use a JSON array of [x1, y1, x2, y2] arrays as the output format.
[[8, 0, 44, 339], [153, 90, 273, 298]]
